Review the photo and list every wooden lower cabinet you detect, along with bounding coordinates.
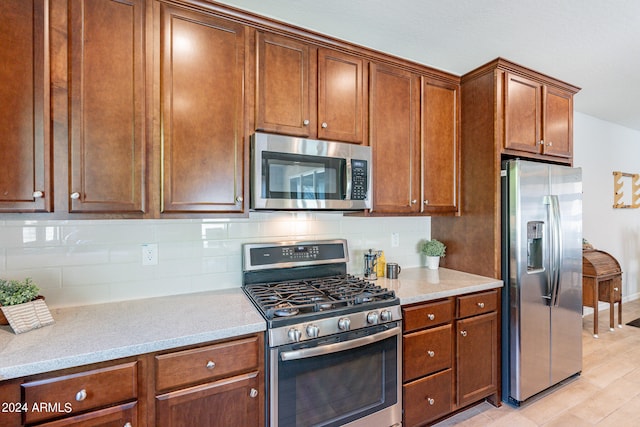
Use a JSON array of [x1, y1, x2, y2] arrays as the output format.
[[0, 333, 264, 427], [402, 289, 500, 426], [156, 372, 260, 427]]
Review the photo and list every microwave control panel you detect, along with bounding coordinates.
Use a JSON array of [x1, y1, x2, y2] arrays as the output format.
[[351, 159, 368, 200]]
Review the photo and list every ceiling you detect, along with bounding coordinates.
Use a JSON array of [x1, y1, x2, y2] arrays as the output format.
[[216, 0, 640, 131]]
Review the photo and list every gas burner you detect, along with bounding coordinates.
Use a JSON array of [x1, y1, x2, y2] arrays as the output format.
[[273, 307, 300, 317]]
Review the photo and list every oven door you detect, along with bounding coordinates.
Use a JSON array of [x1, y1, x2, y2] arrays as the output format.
[[270, 322, 402, 427]]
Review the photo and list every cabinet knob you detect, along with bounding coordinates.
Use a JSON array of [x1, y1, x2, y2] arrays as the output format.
[[614, 287, 619, 292], [206, 360, 216, 369], [411, 199, 417, 205], [538, 140, 545, 145], [32, 191, 44, 198], [70, 192, 80, 200], [250, 388, 259, 398], [321, 122, 328, 128], [427, 313, 435, 321], [235, 196, 243, 203], [427, 397, 435, 405], [75, 389, 87, 401], [124, 423, 132, 427], [460, 330, 467, 337], [427, 350, 435, 358], [423, 200, 429, 205], [303, 119, 310, 126], [477, 302, 485, 308], [548, 141, 553, 147]]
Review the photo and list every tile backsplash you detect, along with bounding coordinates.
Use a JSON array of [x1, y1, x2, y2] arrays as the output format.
[[0, 213, 430, 308]]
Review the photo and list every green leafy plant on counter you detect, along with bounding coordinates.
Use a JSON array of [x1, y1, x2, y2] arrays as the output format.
[[0, 278, 40, 306], [421, 239, 446, 258]]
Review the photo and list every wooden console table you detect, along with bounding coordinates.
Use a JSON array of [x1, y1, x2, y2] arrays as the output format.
[[582, 250, 623, 338]]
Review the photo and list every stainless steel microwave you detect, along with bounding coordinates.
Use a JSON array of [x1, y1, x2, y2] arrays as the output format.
[[251, 132, 372, 210]]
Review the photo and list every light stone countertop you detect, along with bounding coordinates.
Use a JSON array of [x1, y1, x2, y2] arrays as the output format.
[[0, 268, 501, 382], [376, 267, 503, 305], [0, 288, 265, 380]]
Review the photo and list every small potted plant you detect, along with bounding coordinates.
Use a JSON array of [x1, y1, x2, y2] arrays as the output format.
[[421, 239, 446, 270], [0, 278, 53, 332]]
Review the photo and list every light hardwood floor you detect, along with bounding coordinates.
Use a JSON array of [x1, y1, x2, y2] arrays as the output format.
[[433, 299, 640, 426]]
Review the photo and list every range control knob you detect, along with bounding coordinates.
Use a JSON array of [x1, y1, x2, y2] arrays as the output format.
[[306, 324, 320, 338], [288, 328, 302, 342], [338, 317, 351, 331], [367, 311, 379, 325], [380, 310, 392, 322]]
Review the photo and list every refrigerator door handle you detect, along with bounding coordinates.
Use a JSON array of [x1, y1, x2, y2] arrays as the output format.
[[547, 195, 563, 306]]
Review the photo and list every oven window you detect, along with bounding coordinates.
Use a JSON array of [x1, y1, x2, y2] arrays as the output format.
[[276, 332, 398, 427], [262, 151, 343, 200]]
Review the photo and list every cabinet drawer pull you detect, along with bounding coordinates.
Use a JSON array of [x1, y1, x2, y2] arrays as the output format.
[[206, 360, 216, 369], [32, 191, 44, 198], [427, 350, 435, 358], [427, 397, 435, 405], [75, 389, 87, 402], [70, 192, 80, 200], [460, 330, 467, 337], [477, 302, 485, 308], [250, 388, 258, 398], [427, 313, 435, 321]]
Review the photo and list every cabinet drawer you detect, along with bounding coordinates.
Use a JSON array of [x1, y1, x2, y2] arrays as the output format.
[[403, 324, 452, 382], [457, 290, 497, 318], [403, 299, 453, 332], [22, 362, 137, 424], [36, 401, 137, 427], [403, 369, 452, 427], [156, 335, 259, 392]]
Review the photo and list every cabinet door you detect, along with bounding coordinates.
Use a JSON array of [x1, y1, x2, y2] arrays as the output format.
[[543, 87, 573, 158], [421, 78, 460, 214], [68, 0, 145, 213], [37, 402, 137, 427], [161, 5, 245, 213], [456, 311, 498, 407], [0, 0, 51, 212], [156, 372, 260, 427], [369, 63, 420, 213], [317, 48, 365, 143], [503, 72, 542, 154], [256, 32, 314, 137]]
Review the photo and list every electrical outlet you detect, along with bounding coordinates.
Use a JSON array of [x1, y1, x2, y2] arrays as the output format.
[[142, 243, 158, 265], [391, 232, 400, 248]]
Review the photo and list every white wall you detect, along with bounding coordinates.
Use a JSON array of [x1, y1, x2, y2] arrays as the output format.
[[0, 213, 430, 308], [573, 112, 640, 302]]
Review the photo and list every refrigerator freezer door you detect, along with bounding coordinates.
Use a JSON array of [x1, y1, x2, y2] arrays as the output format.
[[507, 160, 552, 402]]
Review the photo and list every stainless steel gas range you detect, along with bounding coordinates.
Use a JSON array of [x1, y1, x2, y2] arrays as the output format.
[[242, 239, 402, 427]]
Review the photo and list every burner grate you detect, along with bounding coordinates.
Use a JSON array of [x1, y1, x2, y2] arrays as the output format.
[[244, 274, 396, 319]]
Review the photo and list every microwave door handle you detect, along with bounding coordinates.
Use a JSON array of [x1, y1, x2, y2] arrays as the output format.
[[280, 326, 399, 361], [344, 159, 352, 200]]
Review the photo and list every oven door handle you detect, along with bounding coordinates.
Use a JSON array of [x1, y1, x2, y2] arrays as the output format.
[[280, 326, 399, 361]]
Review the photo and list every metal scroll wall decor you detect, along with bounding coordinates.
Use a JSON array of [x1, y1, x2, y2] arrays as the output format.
[[612, 171, 640, 209]]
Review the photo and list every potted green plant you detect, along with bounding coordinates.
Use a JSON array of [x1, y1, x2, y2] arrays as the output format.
[[0, 278, 53, 332], [420, 239, 446, 269]]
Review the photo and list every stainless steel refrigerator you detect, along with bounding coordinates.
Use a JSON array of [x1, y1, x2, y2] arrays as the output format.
[[501, 159, 583, 406]]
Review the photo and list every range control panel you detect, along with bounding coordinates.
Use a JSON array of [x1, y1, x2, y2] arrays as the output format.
[[243, 239, 349, 270]]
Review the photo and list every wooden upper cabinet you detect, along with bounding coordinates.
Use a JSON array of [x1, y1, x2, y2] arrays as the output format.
[[543, 86, 573, 158], [256, 32, 314, 138], [317, 48, 365, 143], [503, 71, 574, 160], [0, 0, 51, 212], [421, 78, 460, 214], [504, 73, 542, 155], [256, 32, 366, 143], [160, 4, 246, 214], [369, 63, 421, 213], [68, 0, 146, 213]]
